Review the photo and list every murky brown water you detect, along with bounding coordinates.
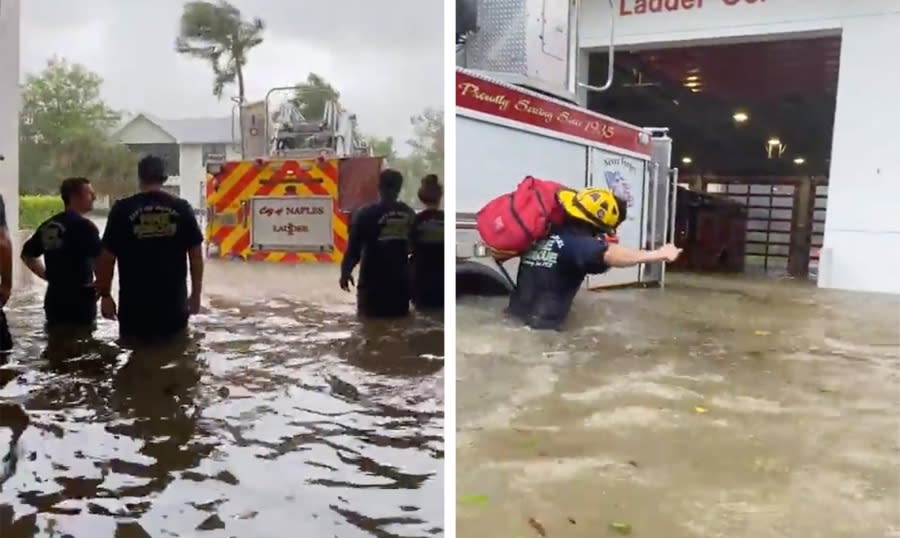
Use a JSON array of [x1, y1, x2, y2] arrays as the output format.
[[0, 261, 444, 537], [457, 273, 900, 538]]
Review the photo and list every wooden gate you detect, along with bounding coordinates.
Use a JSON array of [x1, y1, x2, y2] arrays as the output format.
[[683, 175, 828, 278]]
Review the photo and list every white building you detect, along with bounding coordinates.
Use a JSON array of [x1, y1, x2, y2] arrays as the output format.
[[0, 0, 20, 233], [111, 113, 241, 210], [573, 0, 900, 295]]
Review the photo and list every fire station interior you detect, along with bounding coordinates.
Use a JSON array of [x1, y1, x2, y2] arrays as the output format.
[[587, 34, 840, 280]]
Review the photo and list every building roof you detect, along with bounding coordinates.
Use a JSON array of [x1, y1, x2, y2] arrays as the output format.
[[112, 113, 239, 145]]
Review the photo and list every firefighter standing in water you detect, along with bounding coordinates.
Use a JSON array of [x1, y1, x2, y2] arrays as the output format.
[[21, 177, 103, 330], [95, 156, 205, 344], [508, 187, 682, 330], [340, 169, 416, 318], [410, 174, 444, 311]]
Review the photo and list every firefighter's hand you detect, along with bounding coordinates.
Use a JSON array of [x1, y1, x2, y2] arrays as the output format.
[[100, 296, 118, 320], [658, 243, 683, 262], [339, 274, 355, 292]]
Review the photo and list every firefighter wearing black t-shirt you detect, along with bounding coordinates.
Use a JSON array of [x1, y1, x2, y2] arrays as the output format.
[[95, 156, 205, 343], [340, 169, 416, 318], [0, 193, 12, 352]]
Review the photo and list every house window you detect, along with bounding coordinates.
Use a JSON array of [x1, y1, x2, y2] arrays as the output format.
[[202, 144, 227, 164], [126, 143, 180, 176]]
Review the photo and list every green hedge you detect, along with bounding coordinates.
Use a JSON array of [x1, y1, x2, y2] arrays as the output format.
[[20, 195, 64, 230]]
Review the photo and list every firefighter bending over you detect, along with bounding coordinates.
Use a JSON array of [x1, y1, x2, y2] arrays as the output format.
[[94, 156, 205, 344], [410, 174, 444, 311], [340, 169, 416, 318], [21, 178, 102, 329], [508, 187, 682, 330]]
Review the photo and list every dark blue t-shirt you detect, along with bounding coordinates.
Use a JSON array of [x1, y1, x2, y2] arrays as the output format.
[[22, 211, 102, 325], [340, 199, 416, 317], [410, 208, 444, 310], [507, 227, 609, 330], [102, 191, 203, 338]]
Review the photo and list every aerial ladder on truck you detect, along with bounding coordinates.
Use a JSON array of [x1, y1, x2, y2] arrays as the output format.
[[204, 87, 383, 264], [455, 0, 679, 294]]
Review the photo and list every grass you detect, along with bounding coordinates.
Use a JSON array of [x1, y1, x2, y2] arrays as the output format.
[[19, 195, 64, 230]]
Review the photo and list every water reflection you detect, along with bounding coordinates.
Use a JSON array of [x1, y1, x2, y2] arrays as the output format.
[[0, 278, 443, 537]]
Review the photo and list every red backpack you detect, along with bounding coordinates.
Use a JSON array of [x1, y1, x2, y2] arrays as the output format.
[[475, 176, 570, 259]]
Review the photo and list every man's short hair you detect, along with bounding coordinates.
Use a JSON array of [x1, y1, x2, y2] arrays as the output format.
[[379, 169, 404, 198], [60, 177, 91, 206], [137, 155, 168, 184]]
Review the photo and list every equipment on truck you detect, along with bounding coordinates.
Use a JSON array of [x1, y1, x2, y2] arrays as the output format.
[[455, 0, 679, 294], [204, 87, 383, 264]]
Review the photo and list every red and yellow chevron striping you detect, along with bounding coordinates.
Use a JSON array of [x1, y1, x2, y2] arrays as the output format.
[[205, 158, 349, 263]]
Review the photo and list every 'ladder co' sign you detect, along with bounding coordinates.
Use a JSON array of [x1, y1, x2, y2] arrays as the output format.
[[619, 0, 767, 17]]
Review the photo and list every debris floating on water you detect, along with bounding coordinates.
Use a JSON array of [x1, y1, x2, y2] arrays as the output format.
[[527, 517, 547, 536], [609, 521, 633, 535], [693, 405, 709, 414], [458, 493, 489, 506], [754, 330, 771, 336]]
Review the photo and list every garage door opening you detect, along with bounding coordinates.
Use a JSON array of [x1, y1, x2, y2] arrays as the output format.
[[587, 34, 840, 279]]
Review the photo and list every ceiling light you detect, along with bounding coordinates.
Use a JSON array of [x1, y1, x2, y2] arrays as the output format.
[[767, 137, 781, 147], [793, 157, 806, 164], [685, 75, 700, 82], [682, 156, 693, 164], [733, 112, 749, 123], [684, 81, 700, 88]]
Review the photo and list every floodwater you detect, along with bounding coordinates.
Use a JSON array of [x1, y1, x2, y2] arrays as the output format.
[[0, 261, 444, 537], [457, 273, 900, 538]]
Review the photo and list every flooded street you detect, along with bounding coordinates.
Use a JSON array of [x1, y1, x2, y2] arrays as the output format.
[[457, 274, 900, 538], [0, 260, 444, 537]]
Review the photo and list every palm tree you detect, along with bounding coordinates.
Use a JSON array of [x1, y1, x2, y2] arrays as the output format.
[[175, 0, 264, 103]]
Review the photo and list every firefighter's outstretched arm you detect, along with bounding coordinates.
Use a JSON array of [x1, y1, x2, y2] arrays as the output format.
[[340, 210, 365, 291]]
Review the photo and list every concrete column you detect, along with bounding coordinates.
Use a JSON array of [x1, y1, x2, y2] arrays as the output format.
[[0, 0, 20, 235]]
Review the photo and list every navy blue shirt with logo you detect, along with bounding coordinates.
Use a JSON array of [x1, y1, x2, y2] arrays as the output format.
[[410, 208, 444, 310], [507, 226, 610, 330], [102, 191, 203, 339], [22, 211, 102, 326], [341, 199, 416, 317]]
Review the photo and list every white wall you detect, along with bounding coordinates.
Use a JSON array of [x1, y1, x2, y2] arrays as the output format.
[[0, 0, 20, 235], [115, 116, 177, 145], [579, 0, 900, 295], [178, 143, 205, 209]]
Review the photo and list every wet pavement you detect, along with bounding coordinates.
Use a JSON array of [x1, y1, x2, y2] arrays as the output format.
[[0, 262, 444, 537], [457, 273, 900, 538]]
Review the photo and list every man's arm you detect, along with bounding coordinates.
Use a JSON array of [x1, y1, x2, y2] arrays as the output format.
[[0, 195, 11, 304], [603, 243, 682, 268], [96, 204, 122, 298], [340, 209, 365, 279], [21, 230, 47, 281], [181, 203, 205, 304]]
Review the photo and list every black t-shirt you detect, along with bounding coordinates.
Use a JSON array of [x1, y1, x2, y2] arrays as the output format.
[[410, 208, 444, 309], [507, 226, 609, 330], [0, 194, 6, 228], [102, 191, 203, 337], [22, 211, 102, 325], [340, 199, 415, 316]]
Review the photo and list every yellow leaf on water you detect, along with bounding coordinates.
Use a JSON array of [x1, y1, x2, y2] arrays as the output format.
[[458, 493, 489, 506], [610, 522, 633, 535], [693, 406, 708, 414], [754, 330, 771, 336]]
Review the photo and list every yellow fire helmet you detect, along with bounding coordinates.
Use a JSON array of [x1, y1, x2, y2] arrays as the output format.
[[557, 187, 622, 230]]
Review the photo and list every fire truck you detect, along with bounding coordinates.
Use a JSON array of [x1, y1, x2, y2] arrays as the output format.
[[204, 87, 383, 263], [456, 0, 678, 294]]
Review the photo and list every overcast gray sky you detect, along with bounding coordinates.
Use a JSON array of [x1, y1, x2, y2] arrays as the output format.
[[20, 0, 444, 153]]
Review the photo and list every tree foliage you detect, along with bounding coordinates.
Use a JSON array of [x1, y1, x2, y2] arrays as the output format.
[[19, 57, 133, 196], [175, 0, 265, 102], [290, 73, 341, 120]]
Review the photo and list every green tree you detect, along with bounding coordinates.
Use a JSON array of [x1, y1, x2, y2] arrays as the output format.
[[19, 57, 122, 194], [367, 135, 398, 162], [175, 0, 265, 102], [407, 108, 444, 177], [290, 73, 341, 120]]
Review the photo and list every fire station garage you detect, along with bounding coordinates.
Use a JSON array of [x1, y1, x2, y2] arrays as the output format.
[[577, 0, 900, 295]]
